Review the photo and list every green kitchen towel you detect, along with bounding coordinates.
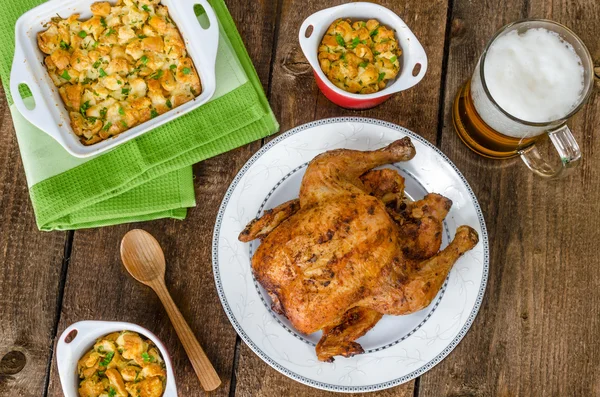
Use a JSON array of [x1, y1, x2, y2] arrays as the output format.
[[0, 0, 278, 230]]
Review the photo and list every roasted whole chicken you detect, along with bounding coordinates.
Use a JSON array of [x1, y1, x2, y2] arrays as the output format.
[[238, 138, 479, 362]]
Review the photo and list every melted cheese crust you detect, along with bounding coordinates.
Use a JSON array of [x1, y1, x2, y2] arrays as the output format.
[[38, 0, 202, 145], [318, 19, 402, 94]]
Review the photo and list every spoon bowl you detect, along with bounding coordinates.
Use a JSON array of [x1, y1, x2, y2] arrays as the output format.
[[121, 229, 166, 283]]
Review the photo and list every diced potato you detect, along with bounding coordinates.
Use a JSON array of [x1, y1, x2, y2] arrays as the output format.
[[90, 2, 111, 16]]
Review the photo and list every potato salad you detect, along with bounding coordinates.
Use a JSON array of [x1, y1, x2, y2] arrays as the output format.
[[37, 0, 201, 145]]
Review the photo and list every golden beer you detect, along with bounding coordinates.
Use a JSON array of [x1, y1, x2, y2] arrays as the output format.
[[452, 80, 538, 159]]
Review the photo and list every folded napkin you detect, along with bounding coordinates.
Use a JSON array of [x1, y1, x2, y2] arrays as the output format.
[[0, 0, 278, 230]]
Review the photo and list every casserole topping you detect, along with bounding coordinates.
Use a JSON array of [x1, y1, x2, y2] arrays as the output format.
[[37, 0, 201, 145], [318, 18, 401, 94], [77, 330, 166, 397]]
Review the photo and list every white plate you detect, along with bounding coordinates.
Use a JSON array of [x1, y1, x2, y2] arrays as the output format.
[[212, 117, 489, 392]]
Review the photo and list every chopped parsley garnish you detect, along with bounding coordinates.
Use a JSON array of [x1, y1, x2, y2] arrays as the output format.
[[108, 387, 116, 397], [169, 64, 176, 70], [150, 109, 159, 119], [80, 101, 91, 116], [373, 50, 380, 56], [151, 69, 163, 80], [78, 30, 87, 38], [378, 72, 386, 82], [390, 55, 397, 63], [182, 67, 191, 75], [105, 28, 115, 36], [92, 41, 99, 48], [97, 371, 104, 376], [120, 120, 128, 128], [166, 99, 172, 108], [370, 28, 379, 37], [142, 4, 151, 12], [99, 352, 114, 367], [59, 40, 70, 50], [141, 352, 154, 362], [103, 121, 112, 131], [60, 70, 71, 80], [97, 345, 105, 353], [340, 52, 346, 61], [118, 107, 125, 115], [358, 61, 368, 68], [99, 68, 107, 77], [121, 88, 130, 95], [350, 37, 360, 49], [100, 17, 107, 28], [93, 60, 102, 68], [100, 107, 107, 118], [140, 55, 148, 65], [335, 34, 345, 47], [117, 80, 122, 85]]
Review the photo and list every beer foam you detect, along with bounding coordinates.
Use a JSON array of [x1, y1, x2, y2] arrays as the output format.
[[483, 28, 584, 123]]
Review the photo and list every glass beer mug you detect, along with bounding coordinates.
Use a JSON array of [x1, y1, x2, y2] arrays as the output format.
[[452, 19, 594, 178]]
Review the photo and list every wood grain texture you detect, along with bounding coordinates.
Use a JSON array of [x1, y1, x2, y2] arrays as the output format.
[[234, 0, 451, 394], [418, 0, 600, 396], [42, 0, 279, 394], [0, 83, 69, 396]]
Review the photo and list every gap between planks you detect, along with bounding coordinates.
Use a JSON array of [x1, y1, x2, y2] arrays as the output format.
[[43, 230, 75, 397], [435, 0, 456, 149]]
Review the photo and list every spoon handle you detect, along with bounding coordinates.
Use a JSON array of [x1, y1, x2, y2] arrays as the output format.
[[151, 279, 221, 391]]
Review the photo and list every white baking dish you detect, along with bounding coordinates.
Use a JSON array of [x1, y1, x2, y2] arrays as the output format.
[[57, 320, 178, 396], [10, 0, 219, 158]]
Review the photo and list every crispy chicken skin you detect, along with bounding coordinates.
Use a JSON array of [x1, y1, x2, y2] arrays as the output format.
[[238, 138, 479, 362]]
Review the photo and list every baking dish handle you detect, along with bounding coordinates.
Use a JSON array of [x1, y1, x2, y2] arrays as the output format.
[[169, 0, 219, 82], [56, 321, 103, 397], [395, 36, 428, 91], [10, 42, 63, 141], [298, 8, 332, 67]]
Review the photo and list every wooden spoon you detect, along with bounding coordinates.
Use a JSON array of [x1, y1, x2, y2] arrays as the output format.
[[120, 229, 221, 392]]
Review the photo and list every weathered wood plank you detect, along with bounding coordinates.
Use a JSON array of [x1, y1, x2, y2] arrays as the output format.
[[418, 0, 600, 396], [44, 0, 279, 394], [0, 83, 69, 396], [234, 0, 451, 394]]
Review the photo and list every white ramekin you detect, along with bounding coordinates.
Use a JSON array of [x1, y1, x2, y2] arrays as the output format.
[[299, 2, 428, 109], [56, 320, 177, 396], [10, 0, 219, 158]]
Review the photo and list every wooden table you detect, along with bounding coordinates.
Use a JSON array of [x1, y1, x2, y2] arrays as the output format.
[[1, 0, 599, 395]]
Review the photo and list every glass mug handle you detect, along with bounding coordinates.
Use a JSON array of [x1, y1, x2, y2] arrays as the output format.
[[519, 125, 581, 179]]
